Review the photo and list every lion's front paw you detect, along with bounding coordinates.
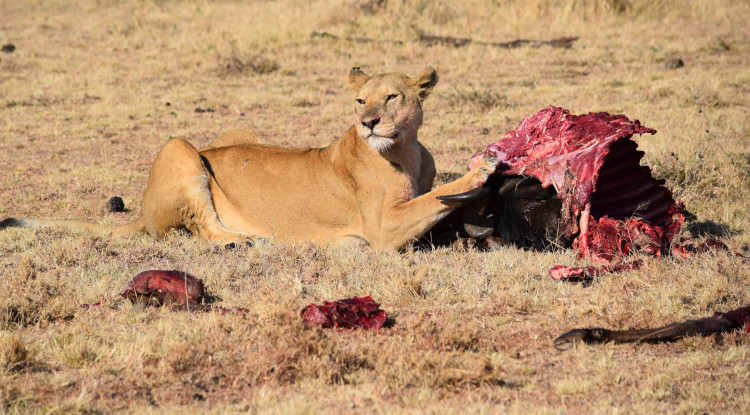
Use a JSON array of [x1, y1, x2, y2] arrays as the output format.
[[221, 237, 256, 250], [470, 154, 499, 188]]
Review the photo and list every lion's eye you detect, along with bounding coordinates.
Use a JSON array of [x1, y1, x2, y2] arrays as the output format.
[[356, 99, 366, 104], [386, 94, 399, 102]]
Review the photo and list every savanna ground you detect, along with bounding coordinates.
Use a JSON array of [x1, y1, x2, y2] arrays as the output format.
[[1, 0, 750, 413]]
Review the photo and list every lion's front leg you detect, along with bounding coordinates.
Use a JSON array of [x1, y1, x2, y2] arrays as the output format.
[[373, 155, 498, 250]]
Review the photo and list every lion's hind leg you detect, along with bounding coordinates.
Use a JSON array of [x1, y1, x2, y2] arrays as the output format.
[[141, 138, 250, 246]]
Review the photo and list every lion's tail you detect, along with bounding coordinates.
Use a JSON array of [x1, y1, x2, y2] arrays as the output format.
[[0, 216, 147, 236]]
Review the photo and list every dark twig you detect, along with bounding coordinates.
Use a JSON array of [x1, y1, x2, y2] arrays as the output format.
[[311, 31, 403, 45], [310, 31, 577, 49], [418, 33, 579, 49], [418, 34, 473, 47]]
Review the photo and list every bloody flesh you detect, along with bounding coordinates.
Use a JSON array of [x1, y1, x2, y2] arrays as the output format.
[[120, 270, 204, 308], [300, 296, 387, 329], [469, 106, 684, 261], [548, 260, 644, 281], [117, 270, 245, 314]]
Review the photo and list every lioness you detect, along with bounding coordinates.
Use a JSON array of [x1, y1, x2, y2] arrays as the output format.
[[1, 67, 497, 250]]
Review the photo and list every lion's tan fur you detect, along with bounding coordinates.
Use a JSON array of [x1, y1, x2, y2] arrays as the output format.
[[2, 67, 497, 251]]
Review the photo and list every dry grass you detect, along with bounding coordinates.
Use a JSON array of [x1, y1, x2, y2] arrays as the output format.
[[2, 0, 750, 413]]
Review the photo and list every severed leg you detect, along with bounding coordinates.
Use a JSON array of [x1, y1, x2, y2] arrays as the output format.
[[554, 306, 750, 351]]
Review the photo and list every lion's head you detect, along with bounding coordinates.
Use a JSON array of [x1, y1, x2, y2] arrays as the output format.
[[348, 66, 439, 152]]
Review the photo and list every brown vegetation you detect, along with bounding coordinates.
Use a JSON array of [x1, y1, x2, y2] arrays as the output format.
[[1, 0, 749, 413]]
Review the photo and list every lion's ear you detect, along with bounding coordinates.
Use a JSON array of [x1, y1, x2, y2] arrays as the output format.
[[348, 67, 370, 91], [409, 66, 439, 100]]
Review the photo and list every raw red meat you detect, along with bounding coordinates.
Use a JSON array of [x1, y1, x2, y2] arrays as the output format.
[[470, 106, 683, 260], [300, 296, 387, 329], [548, 260, 643, 281], [114, 270, 245, 314], [120, 270, 204, 308]]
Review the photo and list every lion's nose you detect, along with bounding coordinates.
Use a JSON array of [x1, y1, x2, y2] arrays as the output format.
[[361, 117, 380, 130]]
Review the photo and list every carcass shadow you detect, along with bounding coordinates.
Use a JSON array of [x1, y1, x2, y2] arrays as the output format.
[[687, 219, 740, 238], [202, 293, 223, 304]]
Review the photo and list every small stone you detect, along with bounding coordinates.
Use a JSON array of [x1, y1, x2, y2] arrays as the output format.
[[665, 58, 684, 69], [106, 196, 125, 213]]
